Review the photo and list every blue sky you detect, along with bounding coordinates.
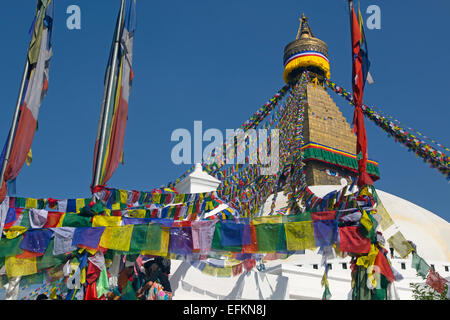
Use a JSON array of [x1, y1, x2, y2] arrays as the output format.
[[0, 0, 449, 222]]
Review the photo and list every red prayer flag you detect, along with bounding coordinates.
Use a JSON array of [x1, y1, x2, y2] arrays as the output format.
[[426, 268, 448, 294], [339, 226, 371, 254], [311, 211, 336, 221], [374, 250, 395, 283], [86, 261, 101, 285], [350, 4, 373, 187]]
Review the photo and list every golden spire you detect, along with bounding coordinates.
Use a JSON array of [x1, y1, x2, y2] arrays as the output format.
[[283, 13, 330, 83], [296, 13, 314, 39]]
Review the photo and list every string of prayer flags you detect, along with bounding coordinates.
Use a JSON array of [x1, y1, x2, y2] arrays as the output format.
[[325, 77, 450, 180]]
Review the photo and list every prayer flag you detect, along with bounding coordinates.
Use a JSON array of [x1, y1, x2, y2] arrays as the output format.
[[387, 231, 413, 259], [411, 251, 431, 279], [99, 225, 133, 251], [339, 226, 371, 254], [91, 0, 136, 189], [92, 215, 121, 227], [349, 2, 373, 187], [20, 229, 53, 253], [313, 220, 337, 247], [0, 1, 54, 201], [169, 224, 193, 255], [5, 256, 37, 277], [191, 220, 217, 254], [72, 227, 105, 250], [284, 221, 315, 251], [141, 224, 170, 256], [426, 268, 448, 294]]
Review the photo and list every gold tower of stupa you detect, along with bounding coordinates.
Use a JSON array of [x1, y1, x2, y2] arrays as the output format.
[[283, 14, 380, 186]]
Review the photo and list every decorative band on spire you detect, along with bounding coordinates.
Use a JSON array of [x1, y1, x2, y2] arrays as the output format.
[[283, 51, 330, 83]]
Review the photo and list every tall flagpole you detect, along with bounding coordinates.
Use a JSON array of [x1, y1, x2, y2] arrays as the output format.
[[93, 0, 126, 188], [0, 58, 31, 191]]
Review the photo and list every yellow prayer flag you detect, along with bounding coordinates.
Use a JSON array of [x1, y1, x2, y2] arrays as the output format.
[[112, 202, 121, 211], [128, 209, 146, 219], [321, 272, 329, 288], [80, 268, 86, 284], [284, 221, 316, 251], [174, 194, 184, 204], [356, 244, 379, 268], [5, 256, 37, 278], [76, 199, 85, 212], [356, 245, 380, 289], [201, 264, 217, 277], [152, 193, 161, 204], [387, 231, 413, 258], [375, 202, 395, 231], [92, 215, 121, 227], [50, 287, 57, 300], [141, 226, 170, 256], [119, 190, 128, 204], [25, 198, 38, 209], [216, 266, 232, 278], [99, 225, 134, 251], [85, 247, 98, 255], [360, 210, 373, 232], [358, 186, 372, 197], [253, 216, 283, 225], [4, 226, 28, 239]]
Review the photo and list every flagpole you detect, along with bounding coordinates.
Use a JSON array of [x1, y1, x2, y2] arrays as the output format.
[[0, 58, 31, 190], [93, 0, 126, 188]]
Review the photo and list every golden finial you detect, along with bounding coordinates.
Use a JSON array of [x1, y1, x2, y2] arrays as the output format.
[[296, 13, 314, 40]]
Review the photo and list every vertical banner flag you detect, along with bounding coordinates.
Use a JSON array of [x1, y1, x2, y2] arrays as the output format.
[[350, 1, 373, 187], [91, 0, 136, 189], [0, 0, 54, 202]]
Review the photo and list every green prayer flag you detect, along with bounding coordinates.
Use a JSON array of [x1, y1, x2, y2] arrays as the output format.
[[90, 201, 107, 214], [126, 224, 150, 254], [411, 252, 430, 279], [352, 266, 372, 300], [37, 239, 66, 270], [322, 286, 332, 300], [282, 211, 311, 223], [20, 211, 32, 228], [371, 274, 389, 300], [255, 223, 287, 253], [21, 272, 44, 286], [96, 267, 110, 298], [0, 236, 24, 257], [61, 213, 92, 227]]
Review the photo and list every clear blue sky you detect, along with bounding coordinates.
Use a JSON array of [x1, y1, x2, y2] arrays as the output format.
[[0, 0, 449, 222]]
